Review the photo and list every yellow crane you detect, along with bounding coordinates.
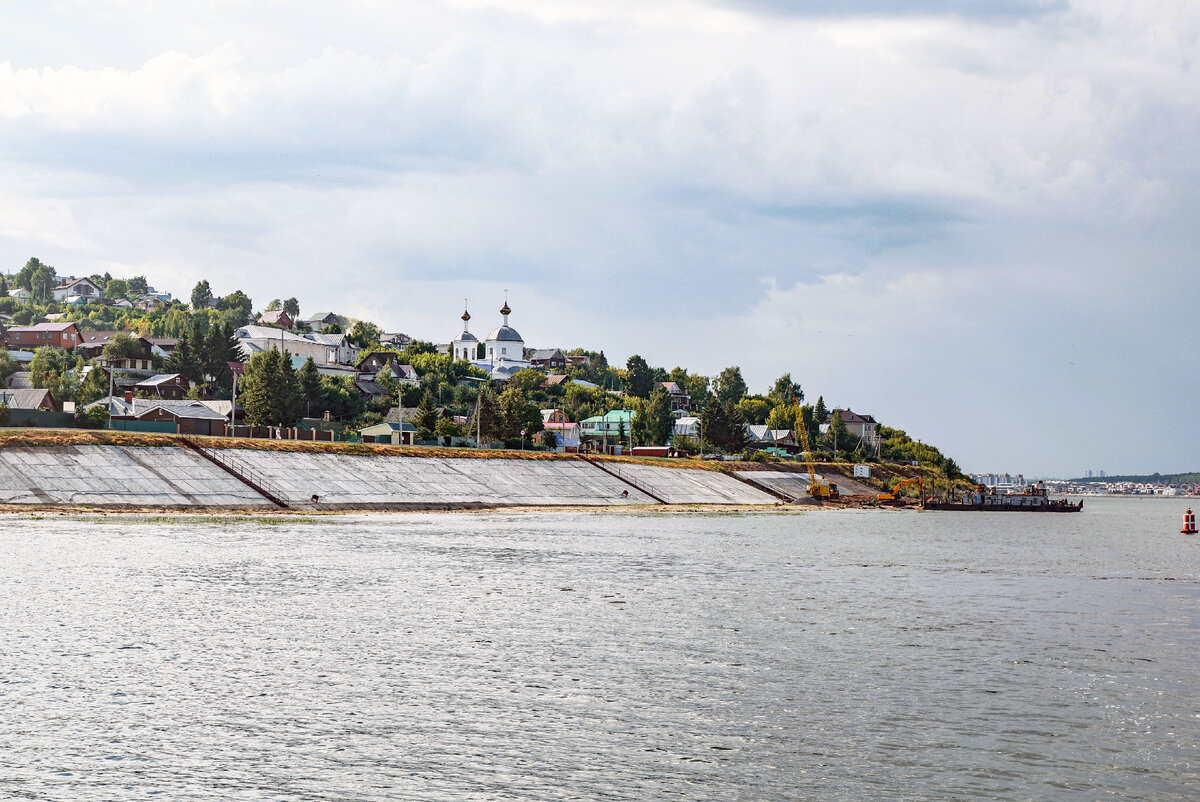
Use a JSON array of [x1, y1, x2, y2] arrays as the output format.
[[795, 400, 839, 499]]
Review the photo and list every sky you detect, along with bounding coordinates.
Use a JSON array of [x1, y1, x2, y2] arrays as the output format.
[[1, 0, 1197, 477]]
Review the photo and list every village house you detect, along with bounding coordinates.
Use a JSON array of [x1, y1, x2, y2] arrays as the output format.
[[527, 348, 567, 371], [6, 321, 82, 350], [132, 373, 190, 400], [78, 331, 158, 372], [259, 309, 293, 328], [51, 276, 104, 303], [104, 397, 227, 436], [0, 388, 57, 411], [821, 409, 880, 450], [654, 381, 691, 412], [541, 408, 580, 450], [356, 352, 420, 386], [235, 325, 351, 366], [134, 295, 166, 311], [359, 421, 417, 445]]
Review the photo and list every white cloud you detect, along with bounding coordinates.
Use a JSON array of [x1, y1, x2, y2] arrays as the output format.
[[0, 0, 1196, 474]]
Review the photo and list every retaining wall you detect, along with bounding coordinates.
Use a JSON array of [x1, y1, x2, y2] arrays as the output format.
[[0, 445, 787, 510], [211, 450, 657, 509], [0, 446, 272, 508]]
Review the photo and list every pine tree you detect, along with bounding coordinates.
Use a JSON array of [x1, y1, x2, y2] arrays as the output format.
[[471, 387, 503, 443], [168, 332, 202, 383], [298, 357, 321, 416], [276, 350, 304, 425], [239, 350, 280, 426]]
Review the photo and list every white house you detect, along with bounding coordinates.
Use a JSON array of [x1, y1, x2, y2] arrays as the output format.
[[52, 277, 104, 303]]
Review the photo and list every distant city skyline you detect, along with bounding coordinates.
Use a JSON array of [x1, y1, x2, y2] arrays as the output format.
[[1, 1, 1196, 476]]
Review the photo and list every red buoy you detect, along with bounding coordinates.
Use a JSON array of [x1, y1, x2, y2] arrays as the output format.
[[1184, 509, 1197, 535]]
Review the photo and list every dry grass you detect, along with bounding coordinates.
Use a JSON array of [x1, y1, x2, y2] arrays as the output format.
[[0, 429, 182, 449]]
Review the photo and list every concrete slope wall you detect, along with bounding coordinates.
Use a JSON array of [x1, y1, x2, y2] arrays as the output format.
[[601, 462, 777, 505], [734, 469, 877, 499], [0, 446, 273, 508], [0, 445, 788, 510], [210, 450, 658, 508]]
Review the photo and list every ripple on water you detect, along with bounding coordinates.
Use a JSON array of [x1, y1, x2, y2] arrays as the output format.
[[0, 498, 1198, 800]]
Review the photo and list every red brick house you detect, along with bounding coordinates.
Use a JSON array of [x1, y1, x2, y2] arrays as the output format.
[[6, 322, 82, 350]]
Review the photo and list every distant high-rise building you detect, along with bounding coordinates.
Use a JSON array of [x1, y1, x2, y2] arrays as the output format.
[[1086, 469, 1093, 478], [1099, 470, 1106, 478]]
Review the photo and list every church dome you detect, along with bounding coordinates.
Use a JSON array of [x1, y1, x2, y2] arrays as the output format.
[[487, 325, 523, 343], [455, 329, 478, 342]]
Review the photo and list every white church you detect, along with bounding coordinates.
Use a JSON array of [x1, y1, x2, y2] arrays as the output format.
[[451, 296, 532, 379]]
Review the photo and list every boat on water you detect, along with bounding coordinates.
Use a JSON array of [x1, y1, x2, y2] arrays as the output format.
[[925, 482, 1083, 513]]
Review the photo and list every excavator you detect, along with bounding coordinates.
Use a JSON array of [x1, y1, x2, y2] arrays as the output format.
[[795, 400, 839, 500], [877, 476, 924, 505]]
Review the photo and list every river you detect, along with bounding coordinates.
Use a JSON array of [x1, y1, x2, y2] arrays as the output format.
[[1, 497, 1198, 800]]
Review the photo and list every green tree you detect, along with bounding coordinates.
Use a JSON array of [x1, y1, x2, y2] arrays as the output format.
[[631, 388, 673, 446], [101, 332, 142, 363], [105, 278, 129, 300], [127, 276, 149, 296], [684, 373, 711, 406], [16, 257, 45, 291], [239, 349, 301, 426], [736, 397, 771, 425], [29, 346, 81, 402], [540, 429, 559, 450], [282, 297, 300, 319], [203, 322, 242, 385], [168, 331, 202, 383], [768, 373, 803, 405], [713, 366, 747, 405], [277, 352, 304, 425], [435, 417, 465, 439], [415, 390, 439, 436], [31, 262, 56, 302], [828, 410, 851, 457], [0, 275, 8, 296], [191, 280, 213, 310], [765, 403, 795, 431], [298, 357, 322, 416], [217, 291, 254, 327], [265, 299, 282, 312], [624, 354, 654, 399], [814, 396, 828, 426], [76, 365, 110, 405], [348, 320, 382, 349], [506, 368, 547, 396], [471, 387, 504, 443], [499, 385, 543, 441]]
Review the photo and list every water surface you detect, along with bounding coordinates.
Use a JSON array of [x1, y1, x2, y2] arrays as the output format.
[[1, 498, 1198, 800]]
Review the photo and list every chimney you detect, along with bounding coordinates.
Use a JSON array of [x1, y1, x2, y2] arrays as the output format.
[[124, 390, 133, 405], [323, 410, 331, 422]]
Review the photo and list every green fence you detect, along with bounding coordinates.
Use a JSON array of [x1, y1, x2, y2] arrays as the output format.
[[107, 419, 178, 434], [2, 409, 76, 428]]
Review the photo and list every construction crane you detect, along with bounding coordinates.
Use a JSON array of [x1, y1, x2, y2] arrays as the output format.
[[795, 400, 839, 500], [878, 476, 924, 505]]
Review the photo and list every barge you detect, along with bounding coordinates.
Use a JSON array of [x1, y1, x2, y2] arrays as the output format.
[[925, 482, 1082, 513]]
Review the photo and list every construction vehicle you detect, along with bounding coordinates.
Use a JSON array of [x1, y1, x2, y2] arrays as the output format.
[[878, 476, 924, 505], [795, 400, 839, 499]]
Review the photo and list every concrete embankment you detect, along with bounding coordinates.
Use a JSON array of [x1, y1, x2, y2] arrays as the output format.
[[0, 437, 782, 510]]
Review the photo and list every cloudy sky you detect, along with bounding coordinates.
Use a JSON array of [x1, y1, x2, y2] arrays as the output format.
[[2, 0, 1197, 476]]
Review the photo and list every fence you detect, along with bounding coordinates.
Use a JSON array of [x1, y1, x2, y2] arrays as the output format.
[[108, 419, 178, 434], [2, 409, 76, 428]]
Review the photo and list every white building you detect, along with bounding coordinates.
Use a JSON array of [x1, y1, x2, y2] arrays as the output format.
[[451, 303, 479, 361], [484, 296, 527, 366], [235, 325, 358, 366]]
